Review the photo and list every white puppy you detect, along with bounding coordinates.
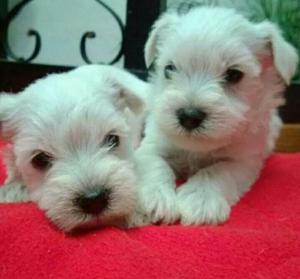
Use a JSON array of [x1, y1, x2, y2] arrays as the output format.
[[136, 7, 298, 225], [0, 65, 149, 232]]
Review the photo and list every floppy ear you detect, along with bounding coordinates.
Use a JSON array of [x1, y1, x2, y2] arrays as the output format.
[[112, 84, 145, 115], [255, 21, 298, 85], [144, 13, 179, 68], [0, 93, 18, 139]]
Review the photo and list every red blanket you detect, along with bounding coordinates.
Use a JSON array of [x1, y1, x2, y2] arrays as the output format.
[[1, 141, 300, 278]]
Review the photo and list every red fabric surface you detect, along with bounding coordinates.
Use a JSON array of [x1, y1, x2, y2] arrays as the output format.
[[0, 139, 300, 279]]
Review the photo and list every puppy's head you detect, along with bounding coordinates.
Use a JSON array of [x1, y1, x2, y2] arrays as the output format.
[[0, 65, 146, 232], [145, 7, 298, 152]]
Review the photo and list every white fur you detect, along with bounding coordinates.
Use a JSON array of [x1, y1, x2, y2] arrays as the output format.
[[136, 7, 298, 225], [0, 65, 149, 232]]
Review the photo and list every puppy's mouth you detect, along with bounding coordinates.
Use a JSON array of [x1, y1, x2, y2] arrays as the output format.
[[45, 194, 131, 233], [69, 213, 128, 234], [173, 121, 208, 140]]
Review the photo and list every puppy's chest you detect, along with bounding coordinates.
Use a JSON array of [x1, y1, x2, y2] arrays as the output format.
[[164, 150, 216, 179]]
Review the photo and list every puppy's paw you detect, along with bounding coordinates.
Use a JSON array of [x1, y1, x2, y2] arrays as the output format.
[[0, 182, 29, 203], [139, 184, 179, 224], [126, 208, 152, 228], [177, 181, 230, 225]]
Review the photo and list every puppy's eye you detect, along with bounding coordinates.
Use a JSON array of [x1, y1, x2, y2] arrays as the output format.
[[104, 134, 120, 149], [164, 64, 177, 79], [224, 68, 244, 84], [31, 151, 53, 171]]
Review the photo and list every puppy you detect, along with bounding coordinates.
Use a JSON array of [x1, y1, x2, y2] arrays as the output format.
[[135, 7, 298, 225], [0, 65, 149, 232]]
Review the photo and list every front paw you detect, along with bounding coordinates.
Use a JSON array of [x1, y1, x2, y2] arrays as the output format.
[[177, 181, 230, 225], [139, 184, 179, 224], [0, 182, 29, 203]]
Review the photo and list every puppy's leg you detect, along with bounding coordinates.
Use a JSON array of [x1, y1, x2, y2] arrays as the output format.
[[0, 145, 28, 202], [0, 182, 29, 202], [266, 111, 282, 156], [177, 158, 262, 225], [135, 150, 179, 223]]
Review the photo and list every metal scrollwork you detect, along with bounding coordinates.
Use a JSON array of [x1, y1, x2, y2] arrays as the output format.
[[1, 0, 41, 62], [80, 0, 125, 64], [1, 0, 125, 65]]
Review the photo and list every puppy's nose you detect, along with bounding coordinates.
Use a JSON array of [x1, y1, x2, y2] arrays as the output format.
[[176, 108, 206, 130], [75, 189, 111, 215]]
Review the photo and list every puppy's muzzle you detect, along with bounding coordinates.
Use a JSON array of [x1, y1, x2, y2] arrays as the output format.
[[176, 107, 206, 131], [74, 188, 111, 215]]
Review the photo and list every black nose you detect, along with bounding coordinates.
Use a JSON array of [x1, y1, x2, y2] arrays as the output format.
[[75, 189, 111, 215], [176, 108, 206, 130]]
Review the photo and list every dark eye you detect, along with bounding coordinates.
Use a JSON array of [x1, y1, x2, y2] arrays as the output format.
[[224, 68, 244, 84], [31, 151, 53, 171], [104, 134, 120, 149], [164, 63, 177, 79]]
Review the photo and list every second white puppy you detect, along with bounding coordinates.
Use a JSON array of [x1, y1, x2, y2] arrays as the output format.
[[136, 7, 298, 225], [0, 65, 148, 232]]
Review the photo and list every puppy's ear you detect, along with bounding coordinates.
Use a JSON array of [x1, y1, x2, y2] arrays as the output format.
[[0, 93, 18, 139], [145, 13, 179, 68], [255, 21, 298, 85], [112, 84, 145, 115]]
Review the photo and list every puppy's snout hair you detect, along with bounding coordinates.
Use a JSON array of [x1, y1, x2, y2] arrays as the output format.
[[0, 64, 149, 232]]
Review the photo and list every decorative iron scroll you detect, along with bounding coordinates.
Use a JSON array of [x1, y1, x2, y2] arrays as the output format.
[[80, 0, 125, 64], [1, 0, 40, 62], [1, 0, 125, 64]]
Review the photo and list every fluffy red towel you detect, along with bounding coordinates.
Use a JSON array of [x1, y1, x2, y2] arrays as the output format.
[[0, 140, 300, 278]]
